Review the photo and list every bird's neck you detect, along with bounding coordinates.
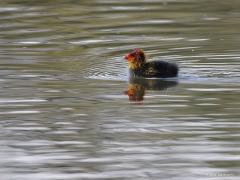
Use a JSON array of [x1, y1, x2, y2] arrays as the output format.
[[128, 62, 147, 77], [128, 61, 145, 70]]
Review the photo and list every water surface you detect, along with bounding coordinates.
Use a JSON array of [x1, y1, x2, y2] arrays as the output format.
[[0, 0, 240, 179]]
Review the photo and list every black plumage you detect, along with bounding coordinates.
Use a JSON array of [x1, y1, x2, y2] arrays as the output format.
[[130, 60, 178, 78]]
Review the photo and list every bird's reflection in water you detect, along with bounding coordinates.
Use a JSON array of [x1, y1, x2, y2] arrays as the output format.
[[124, 77, 178, 102]]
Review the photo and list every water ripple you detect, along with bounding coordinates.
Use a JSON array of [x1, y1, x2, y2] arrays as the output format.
[[1, 1, 240, 179]]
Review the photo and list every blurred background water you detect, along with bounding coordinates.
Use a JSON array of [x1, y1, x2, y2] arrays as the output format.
[[0, 0, 240, 179]]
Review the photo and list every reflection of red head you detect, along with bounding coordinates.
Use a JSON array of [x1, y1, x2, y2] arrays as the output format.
[[124, 84, 145, 102]]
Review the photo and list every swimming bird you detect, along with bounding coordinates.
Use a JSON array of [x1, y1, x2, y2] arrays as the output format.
[[124, 48, 178, 78]]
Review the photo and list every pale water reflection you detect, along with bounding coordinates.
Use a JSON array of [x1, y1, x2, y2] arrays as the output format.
[[0, 0, 240, 179]]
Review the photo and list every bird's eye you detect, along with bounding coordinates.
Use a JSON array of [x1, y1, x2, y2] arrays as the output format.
[[139, 53, 145, 62]]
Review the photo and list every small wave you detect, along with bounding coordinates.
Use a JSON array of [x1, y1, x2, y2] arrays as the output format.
[[84, 56, 128, 81]]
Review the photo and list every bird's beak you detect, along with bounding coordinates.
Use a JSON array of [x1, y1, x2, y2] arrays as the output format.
[[124, 53, 134, 62], [124, 54, 129, 61]]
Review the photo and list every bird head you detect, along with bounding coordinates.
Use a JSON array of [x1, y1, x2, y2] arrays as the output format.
[[124, 48, 146, 69]]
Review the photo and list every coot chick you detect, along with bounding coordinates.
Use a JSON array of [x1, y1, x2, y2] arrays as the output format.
[[124, 48, 178, 78]]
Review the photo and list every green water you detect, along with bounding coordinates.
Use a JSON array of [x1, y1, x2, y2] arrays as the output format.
[[0, 0, 240, 179]]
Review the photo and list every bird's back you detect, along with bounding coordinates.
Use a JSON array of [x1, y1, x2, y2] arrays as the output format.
[[141, 61, 178, 78]]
